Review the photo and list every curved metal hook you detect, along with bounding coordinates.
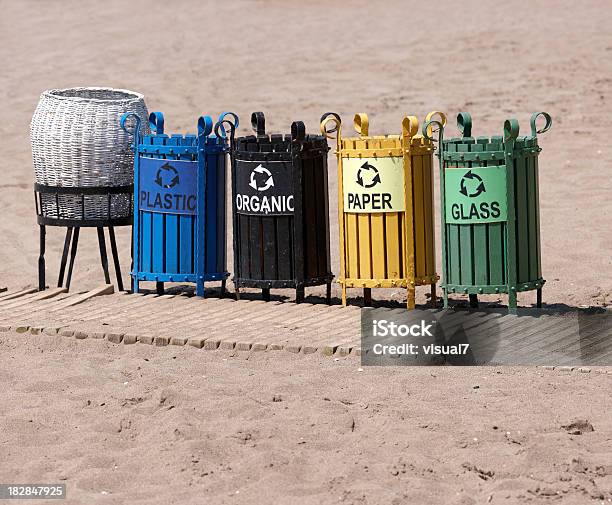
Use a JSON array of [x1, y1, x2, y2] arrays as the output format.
[[218, 112, 239, 131], [530, 111, 552, 138], [424, 111, 447, 139], [197, 115, 214, 138], [353, 113, 369, 137], [320, 112, 341, 138], [251, 111, 265, 136], [214, 119, 236, 145], [120, 112, 142, 137], [504, 118, 520, 142], [291, 121, 306, 142], [149, 112, 165, 134], [457, 112, 472, 137], [422, 119, 445, 144], [402, 115, 419, 139]]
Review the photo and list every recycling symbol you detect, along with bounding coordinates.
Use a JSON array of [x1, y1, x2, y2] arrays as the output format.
[[459, 170, 486, 198], [249, 164, 275, 192], [155, 162, 180, 189], [356, 162, 381, 188]]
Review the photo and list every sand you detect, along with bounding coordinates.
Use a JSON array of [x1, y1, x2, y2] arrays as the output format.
[[0, 0, 611, 503]]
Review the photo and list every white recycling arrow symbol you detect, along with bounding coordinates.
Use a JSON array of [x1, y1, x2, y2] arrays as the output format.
[[249, 164, 275, 192]]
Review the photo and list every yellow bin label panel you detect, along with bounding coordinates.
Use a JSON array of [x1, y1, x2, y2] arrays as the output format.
[[342, 157, 405, 213]]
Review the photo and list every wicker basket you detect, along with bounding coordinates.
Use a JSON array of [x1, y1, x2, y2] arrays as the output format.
[[31, 87, 149, 222]]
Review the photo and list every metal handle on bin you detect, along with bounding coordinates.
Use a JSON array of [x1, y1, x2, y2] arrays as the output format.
[[251, 111, 266, 136], [214, 113, 238, 145], [120, 112, 142, 137], [149, 112, 165, 134], [530, 112, 552, 138], [503, 118, 520, 142], [353, 113, 369, 137], [457, 112, 472, 138], [424, 111, 447, 139], [291, 121, 306, 142], [402, 116, 419, 138], [320, 112, 341, 138], [197, 115, 214, 138]]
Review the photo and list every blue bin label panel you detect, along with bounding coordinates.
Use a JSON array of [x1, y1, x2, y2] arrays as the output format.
[[234, 160, 294, 216], [139, 157, 198, 215]]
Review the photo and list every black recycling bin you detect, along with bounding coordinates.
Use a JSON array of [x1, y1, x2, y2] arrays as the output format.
[[225, 112, 333, 302]]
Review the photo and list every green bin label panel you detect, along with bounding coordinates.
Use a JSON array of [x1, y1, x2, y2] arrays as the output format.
[[342, 157, 405, 213], [444, 166, 507, 224]]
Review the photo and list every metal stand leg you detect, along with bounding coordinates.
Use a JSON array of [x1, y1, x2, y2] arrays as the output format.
[[235, 285, 240, 301], [220, 280, 226, 298], [536, 288, 542, 308], [326, 282, 332, 305], [262, 287, 271, 302], [469, 294, 479, 309], [296, 285, 305, 304], [65, 228, 80, 290], [156, 281, 165, 295], [108, 226, 123, 292], [443, 288, 449, 309], [38, 225, 46, 291], [341, 284, 347, 307], [430, 283, 437, 308], [57, 227, 73, 288], [364, 288, 372, 307], [96, 227, 111, 285]]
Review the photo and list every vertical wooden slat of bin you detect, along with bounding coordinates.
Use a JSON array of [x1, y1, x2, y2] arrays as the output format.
[[257, 139, 275, 286], [344, 139, 360, 283], [182, 135, 197, 275], [217, 135, 227, 277], [487, 136, 505, 287], [247, 140, 262, 281], [291, 124, 306, 302], [412, 140, 426, 280], [314, 143, 329, 278], [302, 153, 318, 280], [402, 116, 418, 309], [515, 137, 530, 284], [165, 134, 181, 275], [526, 137, 539, 282], [141, 136, 154, 275], [383, 137, 401, 281], [503, 119, 520, 312], [421, 139, 435, 282], [472, 138, 489, 287], [152, 134, 169, 278], [354, 137, 371, 284], [457, 139, 474, 289], [203, 134, 216, 277], [446, 139, 461, 288]]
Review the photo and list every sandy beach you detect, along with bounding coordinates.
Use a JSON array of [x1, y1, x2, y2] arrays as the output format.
[[0, 0, 611, 503]]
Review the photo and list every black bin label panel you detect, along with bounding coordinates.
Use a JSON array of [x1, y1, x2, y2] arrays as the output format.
[[235, 160, 294, 216]]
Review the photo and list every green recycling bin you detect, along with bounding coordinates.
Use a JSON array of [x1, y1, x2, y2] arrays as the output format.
[[423, 112, 552, 312]]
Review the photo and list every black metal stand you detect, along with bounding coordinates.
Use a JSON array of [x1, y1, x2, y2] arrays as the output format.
[[39, 225, 124, 291], [34, 183, 132, 292]]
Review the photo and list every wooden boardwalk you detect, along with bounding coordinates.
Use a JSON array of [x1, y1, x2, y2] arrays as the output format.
[[0, 286, 610, 369], [0, 286, 362, 357]]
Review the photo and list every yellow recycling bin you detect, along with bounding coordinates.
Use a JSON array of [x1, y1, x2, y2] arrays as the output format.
[[321, 112, 446, 309]]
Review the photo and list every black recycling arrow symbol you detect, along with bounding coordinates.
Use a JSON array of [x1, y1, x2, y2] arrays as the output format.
[[357, 162, 381, 188], [459, 170, 486, 198], [155, 162, 180, 189]]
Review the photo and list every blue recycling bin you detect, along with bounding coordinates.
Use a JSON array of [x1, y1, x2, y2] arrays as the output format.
[[121, 111, 238, 297]]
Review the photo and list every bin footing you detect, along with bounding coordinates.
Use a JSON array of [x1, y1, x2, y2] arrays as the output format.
[[296, 286, 305, 304], [262, 288, 271, 302], [363, 288, 372, 307], [156, 281, 164, 296], [537, 288, 542, 308], [220, 280, 226, 298], [326, 282, 332, 306], [469, 294, 479, 309]]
